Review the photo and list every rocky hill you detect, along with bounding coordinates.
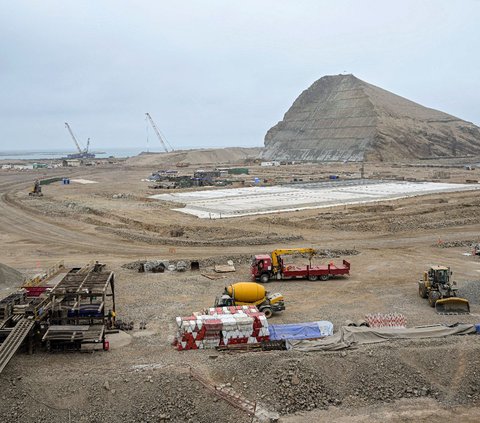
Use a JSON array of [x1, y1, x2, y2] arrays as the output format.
[[263, 74, 480, 162]]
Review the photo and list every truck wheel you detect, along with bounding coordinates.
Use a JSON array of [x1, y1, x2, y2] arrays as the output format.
[[308, 275, 318, 281], [260, 274, 270, 284], [320, 275, 329, 281], [260, 307, 273, 318]]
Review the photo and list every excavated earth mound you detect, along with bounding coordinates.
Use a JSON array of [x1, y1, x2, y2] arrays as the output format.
[[0, 262, 24, 291], [263, 74, 480, 162], [126, 147, 261, 166]]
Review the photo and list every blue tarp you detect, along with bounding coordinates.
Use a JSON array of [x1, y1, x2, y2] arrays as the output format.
[[269, 321, 333, 341]]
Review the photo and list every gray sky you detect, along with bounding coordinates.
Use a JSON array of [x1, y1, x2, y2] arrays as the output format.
[[1, 1, 479, 152]]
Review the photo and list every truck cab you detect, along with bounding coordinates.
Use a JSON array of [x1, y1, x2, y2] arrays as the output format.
[[214, 295, 234, 307], [251, 254, 272, 283]]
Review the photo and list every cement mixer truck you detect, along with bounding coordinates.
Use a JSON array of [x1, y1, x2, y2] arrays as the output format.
[[214, 282, 285, 318]]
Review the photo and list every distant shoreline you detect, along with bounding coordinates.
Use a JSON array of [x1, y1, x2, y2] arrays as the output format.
[[0, 148, 146, 161]]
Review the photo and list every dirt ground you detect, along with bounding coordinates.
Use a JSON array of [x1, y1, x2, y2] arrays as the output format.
[[1, 155, 480, 422]]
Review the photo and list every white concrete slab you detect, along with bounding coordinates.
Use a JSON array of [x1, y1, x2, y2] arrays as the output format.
[[149, 180, 480, 219], [70, 178, 98, 184]]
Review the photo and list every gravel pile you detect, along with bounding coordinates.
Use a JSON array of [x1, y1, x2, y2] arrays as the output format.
[[97, 226, 303, 247], [0, 370, 248, 423], [332, 216, 480, 233], [313, 248, 359, 258], [457, 280, 480, 305], [0, 262, 24, 291], [122, 254, 253, 271], [211, 336, 480, 415], [387, 217, 480, 233], [435, 239, 479, 248], [28, 199, 107, 218]]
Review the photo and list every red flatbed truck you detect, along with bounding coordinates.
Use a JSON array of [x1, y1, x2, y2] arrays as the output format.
[[251, 249, 350, 283]]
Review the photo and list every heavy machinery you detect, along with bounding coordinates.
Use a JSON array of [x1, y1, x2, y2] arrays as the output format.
[[29, 180, 43, 197], [64, 122, 95, 159], [418, 266, 470, 314], [145, 113, 174, 153], [214, 282, 285, 318], [251, 248, 350, 283]]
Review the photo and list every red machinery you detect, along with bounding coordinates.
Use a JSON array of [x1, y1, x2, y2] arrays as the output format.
[[251, 248, 350, 283]]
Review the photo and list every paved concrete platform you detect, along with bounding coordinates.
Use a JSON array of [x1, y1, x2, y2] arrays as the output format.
[[149, 180, 480, 219]]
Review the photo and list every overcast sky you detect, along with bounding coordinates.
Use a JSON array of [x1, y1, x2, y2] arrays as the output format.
[[1, 1, 479, 152]]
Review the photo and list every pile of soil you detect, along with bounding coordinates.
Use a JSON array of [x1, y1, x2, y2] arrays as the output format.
[[457, 280, 480, 305], [98, 226, 302, 247], [0, 262, 24, 291], [126, 147, 261, 167], [435, 239, 479, 249]]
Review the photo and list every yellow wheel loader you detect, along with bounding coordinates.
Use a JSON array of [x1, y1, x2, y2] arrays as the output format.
[[418, 266, 470, 314]]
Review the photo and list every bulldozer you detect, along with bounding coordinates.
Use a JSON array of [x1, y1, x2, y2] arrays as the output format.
[[418, 266, 470, 314]]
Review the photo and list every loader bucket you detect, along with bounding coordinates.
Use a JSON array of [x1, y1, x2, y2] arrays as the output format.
[[435, 297, 470, 314]]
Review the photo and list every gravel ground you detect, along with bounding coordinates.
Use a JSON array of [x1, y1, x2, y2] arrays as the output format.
[[2, 164, 480, 422], [2, 335, 480, 422]]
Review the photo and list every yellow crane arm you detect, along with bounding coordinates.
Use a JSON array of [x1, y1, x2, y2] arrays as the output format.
[[271, 248, 317, 269]]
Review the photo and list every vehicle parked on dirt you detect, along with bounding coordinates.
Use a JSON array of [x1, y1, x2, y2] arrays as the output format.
[[251, 248, 350, 283], [214, 282, 285, 318], [418, 266, 470, 314]]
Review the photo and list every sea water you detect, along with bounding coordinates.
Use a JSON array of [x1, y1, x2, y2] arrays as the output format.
[[0, 147, 156, 160]]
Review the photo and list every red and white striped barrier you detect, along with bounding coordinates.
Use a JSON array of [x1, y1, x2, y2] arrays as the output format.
[[175, 306, 270, 350], [365, 313, 407, 328]]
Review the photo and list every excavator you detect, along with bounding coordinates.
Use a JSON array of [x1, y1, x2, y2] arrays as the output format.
[[29, 180, 43, 197], [418, 266, 470, 314]]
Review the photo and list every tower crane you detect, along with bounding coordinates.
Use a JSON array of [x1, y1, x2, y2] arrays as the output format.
[[145, 113, 174, 153]]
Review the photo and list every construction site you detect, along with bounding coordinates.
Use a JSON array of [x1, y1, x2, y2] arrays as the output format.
[[2, 74, 480, 422]]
